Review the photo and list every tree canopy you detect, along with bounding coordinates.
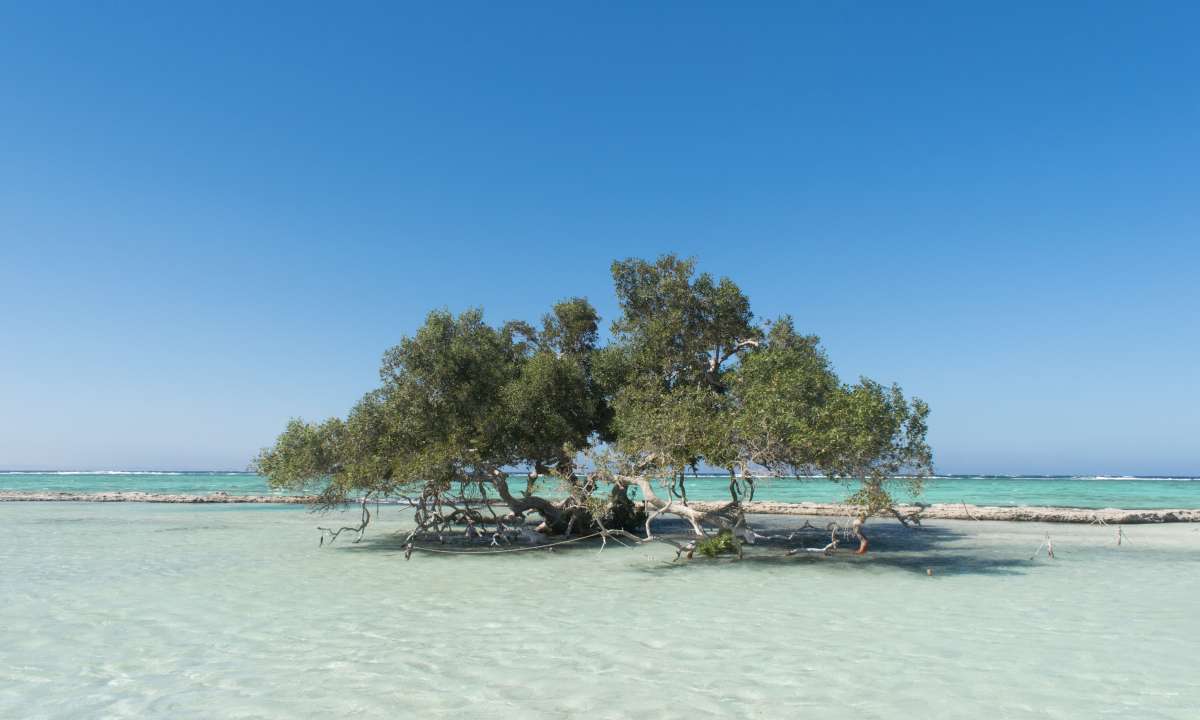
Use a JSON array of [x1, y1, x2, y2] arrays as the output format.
[[255, 255, 931, 555]]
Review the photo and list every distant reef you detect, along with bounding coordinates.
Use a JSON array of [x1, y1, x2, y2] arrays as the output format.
[[2, 491, 1197, 523]]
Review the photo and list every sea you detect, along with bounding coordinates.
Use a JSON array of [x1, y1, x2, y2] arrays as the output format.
[[2, 470, 1199, 509], [1, 503, 1196, 718], [4, 470, 1199, 718]]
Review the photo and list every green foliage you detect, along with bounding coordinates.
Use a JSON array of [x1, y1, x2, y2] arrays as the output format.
[[612, 381, 734, 472], [541, 297, 600, 357], [253, 417, 344, 489], [256, 300, 613, 502], [726, 318, 837, 473], [695, 530, 738, 558], [255, 254, 933, 516], [610, 255, 760, 390]]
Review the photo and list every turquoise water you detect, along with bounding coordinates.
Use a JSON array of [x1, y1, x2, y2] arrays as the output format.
[[1, 503, 1197, 718], [0, 472, 296, 496], [3, 471, 1200, 508]]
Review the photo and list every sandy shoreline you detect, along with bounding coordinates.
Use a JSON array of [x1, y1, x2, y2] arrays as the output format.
[[2, 491, 1197, 523], [700, 500, 1200, 524]]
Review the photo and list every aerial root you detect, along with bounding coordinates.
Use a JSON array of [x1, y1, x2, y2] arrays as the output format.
[[1029, 532, 1054, 560], [317, 496, 373, 545], [317, 476, 898, 563], [784, 520, 842, 556]]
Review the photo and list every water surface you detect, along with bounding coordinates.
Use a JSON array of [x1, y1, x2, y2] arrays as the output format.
[[3, 471, 1199, 508], [2, 503, 1197, 718]]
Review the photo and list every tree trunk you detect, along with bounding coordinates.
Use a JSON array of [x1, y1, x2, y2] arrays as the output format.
[[491, 471, 645, 536], [852, 515, 869, 554], [618, 475, 734, 537]]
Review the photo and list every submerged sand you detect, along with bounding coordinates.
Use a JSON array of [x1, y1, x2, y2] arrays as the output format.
[[4, 502, 1198, 718], [2, 490, 1197, 523]]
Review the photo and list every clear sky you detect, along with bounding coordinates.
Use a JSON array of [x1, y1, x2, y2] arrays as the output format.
[[1, 2, 1197, 474]]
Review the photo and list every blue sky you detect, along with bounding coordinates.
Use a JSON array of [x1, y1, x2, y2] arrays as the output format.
[[1, 2, 1197, 474]]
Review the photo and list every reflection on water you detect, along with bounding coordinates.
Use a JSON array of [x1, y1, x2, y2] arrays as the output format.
[[2, 503, 1198, 718]]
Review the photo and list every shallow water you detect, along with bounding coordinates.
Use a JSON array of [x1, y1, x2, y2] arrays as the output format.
[[4, 471, 1200, 508], [0, 471, 298, 496], [2, 503, 1197, 718]]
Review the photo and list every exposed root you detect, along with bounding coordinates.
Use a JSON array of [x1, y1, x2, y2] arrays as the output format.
[[317, 496, 373, 545], [313, 465, 909, 564], [889, 503, 926, 527], [1029, 532, 1055, 560], [783, 520, 842, 555]]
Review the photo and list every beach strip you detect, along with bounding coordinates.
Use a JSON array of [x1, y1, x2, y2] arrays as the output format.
[[3, 491, 1197, 523]]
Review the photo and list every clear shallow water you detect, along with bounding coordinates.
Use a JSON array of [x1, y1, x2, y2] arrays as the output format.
[[1, 503, 1197, 718], [3, 471, 1200, 508], [0, 472, 299, 496]]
